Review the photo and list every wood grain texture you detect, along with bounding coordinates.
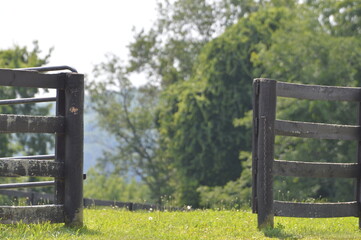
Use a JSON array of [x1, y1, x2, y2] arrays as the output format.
[[252, 79, 260, 213], [0, 205, 64, 224], [0, 114, 64, 133], [0, 69, 65, 89], [275, 120, 360, 140], [255, 79, 277, 228], [273, 160, 359, 178], [276, 82, 361, 101], [274, 201, 359, 218], [0, 159, 63, 177]]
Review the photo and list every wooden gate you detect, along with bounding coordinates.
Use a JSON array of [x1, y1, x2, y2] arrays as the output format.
[[252, 78, 361, 229], [0, 66, 84, 226]]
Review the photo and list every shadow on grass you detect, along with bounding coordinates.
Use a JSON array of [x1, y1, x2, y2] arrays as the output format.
[[262, 223, 297, 240]]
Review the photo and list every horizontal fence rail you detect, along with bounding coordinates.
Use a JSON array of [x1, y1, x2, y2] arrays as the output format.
[[0, 181, 55, 190], [0, 154, 55, 160], [0, 69, 65, 89], [275, 120, 361, 140], [273, 201, 359, 218], [273, 160, 359, 178], [0, 67, 84, 226], [0, 97, 56, 105], [0, 190, 182, 212], [253, 79, 361, 229], [0, 115, 64, 133], [276, 82, 361, 101], [0, 159, 63, 177], [0, 205, 64, 224]]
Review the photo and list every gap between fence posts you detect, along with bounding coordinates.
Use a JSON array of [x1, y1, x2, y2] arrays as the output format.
[[254, 78, 276, 229]]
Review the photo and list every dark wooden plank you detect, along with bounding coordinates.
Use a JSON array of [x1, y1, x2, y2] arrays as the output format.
[[64, 73, 84, 227], [273, 160, 359, 178], [357, 102, 361, 228], [275, 120, 360, 140], [276, 82, 361, 102], [0, 159, 63, 177], [55, 89, 66, 205], [255, 78, 277, 229], [0, 69, 65, 89], [0, 205, 64, 224], [274, 201, 359, 218], [252, 79, 260, 213], [0, 114, 64, 133]]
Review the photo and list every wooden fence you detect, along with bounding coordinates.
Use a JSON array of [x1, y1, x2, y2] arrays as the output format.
[[252, 78, 361, 229], [0, 67, 84, 226], [0, 190, 181, 211]]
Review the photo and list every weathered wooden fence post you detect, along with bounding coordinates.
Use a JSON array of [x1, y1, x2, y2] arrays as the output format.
[[254, 78, 276, 229], [64, 73, 84, 227], [357, 102, 361, 229], [55, 86, 65, 206]]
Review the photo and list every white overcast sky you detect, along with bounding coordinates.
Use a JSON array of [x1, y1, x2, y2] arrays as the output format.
[[1, 0, 157, 85]]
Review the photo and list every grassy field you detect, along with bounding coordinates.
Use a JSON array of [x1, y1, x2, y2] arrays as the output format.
[[1, 208, 361, 239]]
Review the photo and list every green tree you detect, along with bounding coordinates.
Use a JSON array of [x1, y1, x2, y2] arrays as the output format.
[[91, 0, 361, 207], [158, 5, 293, 206], [88, 0, 264, 205], [256, 2, 361, 202], [88, 55, 174, 203], [127, 0, 263, 86], [160, 0, 361, 205]]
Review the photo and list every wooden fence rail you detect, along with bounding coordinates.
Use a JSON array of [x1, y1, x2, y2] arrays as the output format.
[[0, 67, 84, 226], [0, 190, 181, 212], [252, 79, 361, 229]]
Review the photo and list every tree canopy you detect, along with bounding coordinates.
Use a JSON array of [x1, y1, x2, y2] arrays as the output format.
[[89, 0, 361, 206]]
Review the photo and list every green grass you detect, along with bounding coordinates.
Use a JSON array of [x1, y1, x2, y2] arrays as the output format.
[[1, 208, 361, 239]]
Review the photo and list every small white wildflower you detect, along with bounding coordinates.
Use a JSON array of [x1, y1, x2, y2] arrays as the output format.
[[149, 208, 153, 211], [187, 205, 192, 210], [149, 217, 153, 221]]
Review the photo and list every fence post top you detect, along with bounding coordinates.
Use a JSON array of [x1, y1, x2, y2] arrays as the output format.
[[254, 78, 277, 83]]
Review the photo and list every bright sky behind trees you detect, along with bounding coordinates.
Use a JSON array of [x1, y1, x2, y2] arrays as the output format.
[[0, 0, 157, 85]]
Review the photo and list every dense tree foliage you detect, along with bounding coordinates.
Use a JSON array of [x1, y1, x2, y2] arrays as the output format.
[[88, 55, 174, 203], [158, 6, 293, 206], [257, 2, 361, 202], [90, 0, 361, 206]]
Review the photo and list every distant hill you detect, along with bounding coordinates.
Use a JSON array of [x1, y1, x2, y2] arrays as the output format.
[[48, 96, 116, 172], [83, 99, 117, 172], [83, 95, 118, 172]]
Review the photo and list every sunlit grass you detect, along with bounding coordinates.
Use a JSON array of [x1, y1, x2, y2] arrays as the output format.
[[0, 208, 361, 239]]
